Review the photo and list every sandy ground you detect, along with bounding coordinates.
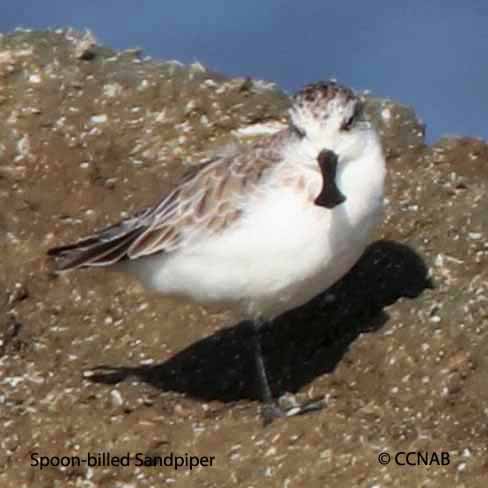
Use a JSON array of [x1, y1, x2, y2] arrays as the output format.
[[1, 30, 488, 487]]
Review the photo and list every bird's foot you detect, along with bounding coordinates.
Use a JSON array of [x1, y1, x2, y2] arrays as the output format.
[[261, 393, 326, 426]]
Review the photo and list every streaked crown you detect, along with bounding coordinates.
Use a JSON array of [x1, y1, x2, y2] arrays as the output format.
[[289, 81, 363, 138]]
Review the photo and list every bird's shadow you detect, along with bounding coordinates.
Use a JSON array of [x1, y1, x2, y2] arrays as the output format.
[[87, 240, 432, 403]]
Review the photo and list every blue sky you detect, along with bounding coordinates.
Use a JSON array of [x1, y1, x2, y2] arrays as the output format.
[[2, 1, 487, 142]]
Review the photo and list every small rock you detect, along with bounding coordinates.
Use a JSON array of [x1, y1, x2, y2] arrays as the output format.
[[110, 389, 123, 408]]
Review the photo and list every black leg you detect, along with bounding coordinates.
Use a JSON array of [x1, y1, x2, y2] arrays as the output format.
[[247, 320, 284, 425], [246, 320, 326, 426], [249, 320, 273, 404]]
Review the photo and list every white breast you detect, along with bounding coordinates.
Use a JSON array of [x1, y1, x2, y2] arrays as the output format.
[[126, 136, 385, 322]]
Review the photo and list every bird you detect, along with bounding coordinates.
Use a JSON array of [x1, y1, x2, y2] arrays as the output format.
[[48, 80, 386, 424]]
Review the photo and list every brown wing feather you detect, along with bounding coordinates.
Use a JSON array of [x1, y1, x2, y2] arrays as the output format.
[[47, 130, 287, 271], [47, 210, 151, 270]]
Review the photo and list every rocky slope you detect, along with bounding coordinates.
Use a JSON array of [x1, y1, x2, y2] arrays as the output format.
[[1, 30, 487, 488]]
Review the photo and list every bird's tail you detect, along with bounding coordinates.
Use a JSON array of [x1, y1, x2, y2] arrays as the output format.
[[47, 220, 145, 271]]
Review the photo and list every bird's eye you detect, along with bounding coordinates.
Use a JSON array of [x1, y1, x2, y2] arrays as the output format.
[[341, 102, 363, 131], [341, 114, 355, 131], [291, 122, 306, 138]]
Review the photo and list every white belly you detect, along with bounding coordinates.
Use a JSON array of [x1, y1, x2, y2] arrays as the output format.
[[126, 182, 383, 321]]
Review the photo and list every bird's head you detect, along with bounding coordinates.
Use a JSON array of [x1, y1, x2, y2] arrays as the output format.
[[289, 81, 374, 164]]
